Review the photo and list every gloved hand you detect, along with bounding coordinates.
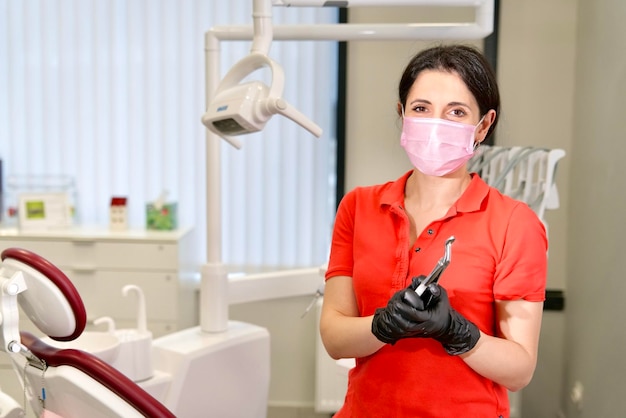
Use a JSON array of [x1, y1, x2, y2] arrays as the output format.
[[371, 275, 439, 345], [371, 276, 480, 355]]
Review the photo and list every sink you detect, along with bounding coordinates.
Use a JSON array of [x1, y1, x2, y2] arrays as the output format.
[[42, 332, 121, 364]]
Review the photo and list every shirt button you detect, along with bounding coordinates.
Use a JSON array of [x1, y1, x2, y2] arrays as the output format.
[[427, 229, 434, 235], [415, 247, 421, 252]]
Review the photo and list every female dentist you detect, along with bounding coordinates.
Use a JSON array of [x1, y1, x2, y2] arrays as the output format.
[[320, 44, 547, 418]]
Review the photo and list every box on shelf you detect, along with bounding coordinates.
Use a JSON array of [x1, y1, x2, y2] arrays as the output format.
[[146, 202, 178, 231]]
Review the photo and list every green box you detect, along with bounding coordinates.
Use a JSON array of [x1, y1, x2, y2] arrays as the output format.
[[146, 202, 178, 230]]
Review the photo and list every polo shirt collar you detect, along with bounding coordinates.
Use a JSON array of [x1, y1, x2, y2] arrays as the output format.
[[454, 173, 490, 213], [380, 170, 490, 214], [380, 170, 413, 207]]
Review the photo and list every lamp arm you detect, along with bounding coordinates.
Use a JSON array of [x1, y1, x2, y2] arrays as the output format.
[[251, 0, 273, 55]]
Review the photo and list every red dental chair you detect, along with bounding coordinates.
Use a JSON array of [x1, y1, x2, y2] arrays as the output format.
[[0, 248, 175, 418]]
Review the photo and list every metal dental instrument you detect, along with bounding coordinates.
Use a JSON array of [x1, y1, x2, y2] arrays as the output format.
[[414, 236, 455, 300]]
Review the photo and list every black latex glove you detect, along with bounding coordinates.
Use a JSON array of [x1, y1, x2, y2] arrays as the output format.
[[371, 276, 481, 355], [371, 275, 439, 345]]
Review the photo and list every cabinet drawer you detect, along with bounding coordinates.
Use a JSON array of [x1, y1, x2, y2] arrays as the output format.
[[0, 239, 75, 266], [0, 239, 179, 271], [70, 241, 179, 271], [68, 270, 179, 321]]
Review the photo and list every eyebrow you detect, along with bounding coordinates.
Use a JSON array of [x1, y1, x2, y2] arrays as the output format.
[[409, 99, 471, 108], [447, 101, 471, 108]]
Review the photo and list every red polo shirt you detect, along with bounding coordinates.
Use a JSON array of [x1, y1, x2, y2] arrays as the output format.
[[325, 171, 547, 418]]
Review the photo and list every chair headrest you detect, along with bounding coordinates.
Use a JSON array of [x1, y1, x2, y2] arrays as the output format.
[[1, 248, 86, 341]]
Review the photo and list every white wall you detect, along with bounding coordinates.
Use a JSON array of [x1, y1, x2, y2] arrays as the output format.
[[563, 0, 626, 416]]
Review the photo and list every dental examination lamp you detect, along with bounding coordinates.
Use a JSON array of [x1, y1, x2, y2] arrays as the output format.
[[201, 0, 322, 149]]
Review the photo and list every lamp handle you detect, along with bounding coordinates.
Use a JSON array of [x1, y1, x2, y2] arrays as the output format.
[[263, 98, 323, 138]]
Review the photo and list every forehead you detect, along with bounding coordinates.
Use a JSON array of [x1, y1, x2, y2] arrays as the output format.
[[408, 69, 478, 108]]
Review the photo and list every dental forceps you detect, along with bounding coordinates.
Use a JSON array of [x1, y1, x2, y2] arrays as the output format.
[[411, 236, 455, 306]]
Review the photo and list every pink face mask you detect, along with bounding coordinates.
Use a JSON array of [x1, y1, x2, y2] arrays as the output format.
[[400, 117, 482, 176]]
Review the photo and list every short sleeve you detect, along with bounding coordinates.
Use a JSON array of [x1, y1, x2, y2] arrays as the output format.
[[325, 190, 357, 281], [493, 202, 548, 301]]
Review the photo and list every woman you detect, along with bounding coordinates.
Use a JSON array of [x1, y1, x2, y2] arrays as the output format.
[[320, 44, 547, 417]]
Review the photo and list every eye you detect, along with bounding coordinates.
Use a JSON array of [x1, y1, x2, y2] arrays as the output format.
[[450, 108, 467, 117], [411, 105, 427, 113]]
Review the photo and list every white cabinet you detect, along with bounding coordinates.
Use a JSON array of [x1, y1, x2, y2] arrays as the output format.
[[0, 226, 200, 337]]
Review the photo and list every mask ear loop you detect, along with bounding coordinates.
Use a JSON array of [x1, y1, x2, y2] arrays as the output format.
[[473, 114, 488, 150]]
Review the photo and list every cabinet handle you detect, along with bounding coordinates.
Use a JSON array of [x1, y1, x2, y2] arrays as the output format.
[[71, 266, 97, 273], [71, 239, 96, 246]]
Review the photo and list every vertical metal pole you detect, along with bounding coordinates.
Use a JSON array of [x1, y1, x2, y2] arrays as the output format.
[[201, 31, 229, 333]]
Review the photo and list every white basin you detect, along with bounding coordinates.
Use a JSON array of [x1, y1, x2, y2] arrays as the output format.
[[42, 331, 121, 364]]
